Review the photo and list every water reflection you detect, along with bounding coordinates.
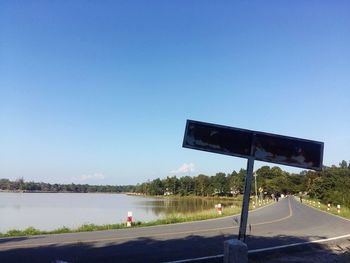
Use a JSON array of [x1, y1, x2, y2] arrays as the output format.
[[136, 198, 240, 216]]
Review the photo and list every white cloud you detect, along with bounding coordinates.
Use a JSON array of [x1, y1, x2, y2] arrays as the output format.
[[73, 173, 106, 182], [171, 163, 195, 174]]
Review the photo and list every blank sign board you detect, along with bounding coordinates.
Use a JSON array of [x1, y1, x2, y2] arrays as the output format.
[[183, 120, 324, 171]]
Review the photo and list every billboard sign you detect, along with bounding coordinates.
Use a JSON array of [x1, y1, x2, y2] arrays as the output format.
[[183, 120, 324, 171]]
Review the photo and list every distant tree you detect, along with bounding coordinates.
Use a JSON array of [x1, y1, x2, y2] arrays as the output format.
[[148, 178, 163, 195], [227, 170, 243, 195], [339, 160, 348, 169], [179, 176, 194, 196], [0, 179, 11, 190], [163, 176, 179, 195], [194, 174, 211, 196], [212, 172, 228, 195], [256, 166, 272, 179], [287, 174, 306, 194]]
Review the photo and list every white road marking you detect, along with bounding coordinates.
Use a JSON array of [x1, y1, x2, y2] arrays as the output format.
[[248, 233, 350, 253], [163, 254, 223, 263]]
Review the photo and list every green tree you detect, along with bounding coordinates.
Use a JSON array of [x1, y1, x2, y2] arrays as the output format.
[[339, 160, 348, 169], [148, 178, 163, 195], [194, 174, 211, 196], [212, 172, 228, 195], [256, 166, 272, 179], [163, 176, 179, 195], [227, 170, 244, 195], [179, 176, 194, 196]]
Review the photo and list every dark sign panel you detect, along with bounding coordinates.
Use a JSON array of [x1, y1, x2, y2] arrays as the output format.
[[183, 120, 324, 171], [253, 133, 323, 170], [183, 120, 253, 158]]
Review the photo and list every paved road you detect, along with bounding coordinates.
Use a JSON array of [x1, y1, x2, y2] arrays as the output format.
[[1, 197, 350, 262]]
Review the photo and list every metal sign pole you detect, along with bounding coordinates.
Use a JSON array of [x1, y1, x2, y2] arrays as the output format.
[[254, 172, 258, 205], [238, 157, 254, 242]]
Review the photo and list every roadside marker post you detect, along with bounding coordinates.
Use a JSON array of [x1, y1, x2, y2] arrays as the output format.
[[215, 204, 223, 215], [337, 205, 341, 213], [327, 203, 331, 211], [127, 211, 132, 227]]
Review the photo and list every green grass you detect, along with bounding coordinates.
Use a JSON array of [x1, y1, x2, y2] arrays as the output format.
[[143, 205, 242, 226], [0, 199, 272, 238], [0, 224, 125, 238], [302, 197, 350, 220]]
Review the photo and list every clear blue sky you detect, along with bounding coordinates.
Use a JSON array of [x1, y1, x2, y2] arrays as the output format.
[[1, 1, 349, 185]]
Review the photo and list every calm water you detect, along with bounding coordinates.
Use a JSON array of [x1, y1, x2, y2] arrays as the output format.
[[0, 193, 238, 233]]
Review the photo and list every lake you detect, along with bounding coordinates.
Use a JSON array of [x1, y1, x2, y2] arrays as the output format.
[[0, 192, 238, 233]]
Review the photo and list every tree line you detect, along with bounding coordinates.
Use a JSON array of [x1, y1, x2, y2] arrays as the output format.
[[1, 160, 349, 207], [134, 160, 350, 207], [0, 178, 134, 193]]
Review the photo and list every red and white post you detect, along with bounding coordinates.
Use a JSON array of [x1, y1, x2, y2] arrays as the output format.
[[215, 204, 223, 215], [217, 204, 223, 215], [127, 211, 133, 227]]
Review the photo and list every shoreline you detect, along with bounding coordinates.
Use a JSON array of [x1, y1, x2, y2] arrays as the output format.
[[0, 199, 276, 238], [0, 190, 129, 194], [0, 190, 243, 201], [0, 194, 264, 238], [0, 205, 243, 238]]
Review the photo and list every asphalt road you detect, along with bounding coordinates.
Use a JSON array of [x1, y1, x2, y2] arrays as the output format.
[[1, 196, 350, 262]]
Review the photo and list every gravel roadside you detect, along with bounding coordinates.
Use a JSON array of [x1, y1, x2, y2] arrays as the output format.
[[249, 238, 350, 263]]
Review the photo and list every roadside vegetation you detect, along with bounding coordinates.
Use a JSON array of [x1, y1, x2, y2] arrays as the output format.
[[132, 161, 350, 209], [301, 197, 350, 221]]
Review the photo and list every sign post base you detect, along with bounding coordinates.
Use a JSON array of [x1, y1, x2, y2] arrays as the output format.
[[224, 239, 248, 263]]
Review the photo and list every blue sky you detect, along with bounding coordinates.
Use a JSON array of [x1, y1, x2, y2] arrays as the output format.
[[1, 1, 349, 185]]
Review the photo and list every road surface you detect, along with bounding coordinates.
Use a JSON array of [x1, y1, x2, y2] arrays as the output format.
[[1, 196, 350, 262]]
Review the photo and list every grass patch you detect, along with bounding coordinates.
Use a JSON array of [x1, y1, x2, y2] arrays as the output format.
[[302, 197, 350, 220], [0, 199, 272, 238], [142, 205, 242, 227]]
